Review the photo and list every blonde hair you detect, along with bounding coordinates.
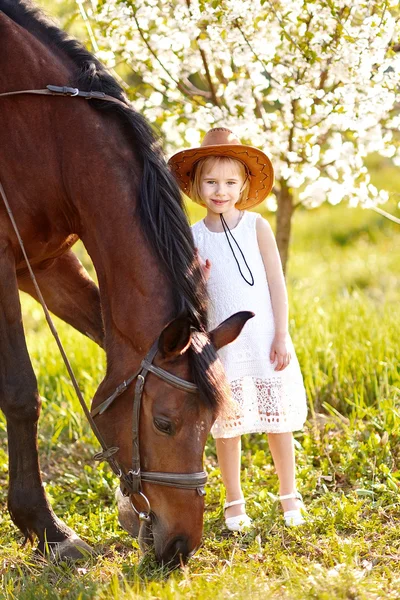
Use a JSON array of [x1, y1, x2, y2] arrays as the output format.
[[189, 156, 250, 205]]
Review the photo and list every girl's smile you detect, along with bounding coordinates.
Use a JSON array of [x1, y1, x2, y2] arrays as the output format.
[[211, 199, 230, 206]]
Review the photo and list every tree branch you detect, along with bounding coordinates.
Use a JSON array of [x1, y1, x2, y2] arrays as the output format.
[[130, 6, 211, 106], [253, 92, 270, 131], [370, 205, 400, 225], [181, 76, 213, 99], [77, 0, 99, 52], [234, 19, 283, 89], [292, 199, 307, 211], [185, 0, 221, 107], [76, 0, 130, 91], [288, 99, 297, 153], [197, 44, 221, 107], [263, 0, 313, 62]]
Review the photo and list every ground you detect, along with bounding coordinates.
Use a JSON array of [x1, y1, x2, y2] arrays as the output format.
[[0, 196, 399, 599]]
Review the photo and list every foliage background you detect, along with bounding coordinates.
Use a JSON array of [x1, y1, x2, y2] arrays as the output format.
[[0, 1, 399, 598]]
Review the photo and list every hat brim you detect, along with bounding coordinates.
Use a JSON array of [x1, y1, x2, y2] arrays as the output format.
[[168, 144, 274, 210]]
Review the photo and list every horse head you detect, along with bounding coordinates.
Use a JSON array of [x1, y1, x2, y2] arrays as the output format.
[[93, 312, 253, 566]]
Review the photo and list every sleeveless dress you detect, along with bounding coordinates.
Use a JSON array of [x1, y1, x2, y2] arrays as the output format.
[[192, 211, 307, 439]]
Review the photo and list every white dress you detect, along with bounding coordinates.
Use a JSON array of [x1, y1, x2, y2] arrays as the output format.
[[192, 211, 307, 439]]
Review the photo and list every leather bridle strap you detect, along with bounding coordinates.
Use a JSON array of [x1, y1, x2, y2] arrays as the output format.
[[141, 471, 207, 488], [0, 84, 127, 107], [143, 362, 198, 393], [90, 371, 140, 418], [91, 351, 198, 420]]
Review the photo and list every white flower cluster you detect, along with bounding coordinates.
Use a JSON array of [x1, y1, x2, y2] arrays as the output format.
[[91, 0, 400, 209]]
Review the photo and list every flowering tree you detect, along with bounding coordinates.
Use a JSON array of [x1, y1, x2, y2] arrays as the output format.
[[85, 0, 400, 270]]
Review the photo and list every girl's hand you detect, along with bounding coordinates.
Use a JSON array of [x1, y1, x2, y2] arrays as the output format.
[[201, 258, 212, 281], [195, 249, 212, 282], [270, 335, 291, 371]]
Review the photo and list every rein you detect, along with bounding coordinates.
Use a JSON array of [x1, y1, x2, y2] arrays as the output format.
[[0, 84, 207, 523], [0, 84, 127, 105]]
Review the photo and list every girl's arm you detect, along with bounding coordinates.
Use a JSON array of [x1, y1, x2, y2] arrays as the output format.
[[256, 216, 291, 371]]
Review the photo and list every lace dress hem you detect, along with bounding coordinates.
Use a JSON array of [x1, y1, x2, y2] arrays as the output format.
[[211, 375, 307, 439], [211, 422, 306, 439]]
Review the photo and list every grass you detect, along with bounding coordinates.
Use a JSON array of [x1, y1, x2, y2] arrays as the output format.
[[0, 197, 399, 599]]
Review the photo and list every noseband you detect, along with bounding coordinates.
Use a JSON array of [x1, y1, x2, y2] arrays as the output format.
[[91, 340, 207, 522]]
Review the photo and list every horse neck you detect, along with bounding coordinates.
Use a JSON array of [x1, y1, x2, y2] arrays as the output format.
[[80, 197, 175, 365], [0, 12, 176, 372]]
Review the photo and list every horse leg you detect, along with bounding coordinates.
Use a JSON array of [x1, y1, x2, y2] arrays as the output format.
[[17, 250, 104, 347], [0, 246, 93, 559]]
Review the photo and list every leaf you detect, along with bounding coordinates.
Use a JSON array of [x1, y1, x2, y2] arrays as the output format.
[[355, 489, 375, 497]]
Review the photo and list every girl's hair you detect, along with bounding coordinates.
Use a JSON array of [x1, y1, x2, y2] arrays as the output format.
[[189, 156, 250, 205]]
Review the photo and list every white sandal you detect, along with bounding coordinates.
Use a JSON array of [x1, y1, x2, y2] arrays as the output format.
[[279, 491, 306, 526], [224, 499, 252, 532]]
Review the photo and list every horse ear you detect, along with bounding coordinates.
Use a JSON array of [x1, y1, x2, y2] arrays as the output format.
[[158, 317, 192, 359], [209, 311, 254, 351]]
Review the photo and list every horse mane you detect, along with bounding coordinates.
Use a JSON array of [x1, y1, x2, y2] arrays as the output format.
[[190, 332, 229, 417], [0, 0, 226, 412]]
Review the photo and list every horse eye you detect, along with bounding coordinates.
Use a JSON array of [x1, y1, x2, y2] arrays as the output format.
[[154, 417, 174, 435]]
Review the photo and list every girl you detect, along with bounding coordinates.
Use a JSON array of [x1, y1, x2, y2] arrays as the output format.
[[169, 128, 307, 531]]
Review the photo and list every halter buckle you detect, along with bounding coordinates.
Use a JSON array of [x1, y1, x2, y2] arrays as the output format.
[[46, 84, 80, 97], [138, 511, 151, 523]]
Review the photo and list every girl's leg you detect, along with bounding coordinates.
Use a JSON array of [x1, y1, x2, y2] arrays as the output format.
[[267, 432, 302, 511], [216, 436, 245, 518]]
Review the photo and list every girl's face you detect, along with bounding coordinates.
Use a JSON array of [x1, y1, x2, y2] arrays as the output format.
[[199, 162, 245, 215]]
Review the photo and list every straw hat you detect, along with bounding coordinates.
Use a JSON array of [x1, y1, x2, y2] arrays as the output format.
[[168, 127, 274, 210]]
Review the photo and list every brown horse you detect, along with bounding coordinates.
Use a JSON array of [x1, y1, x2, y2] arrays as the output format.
[[0, 0, 252, 566]]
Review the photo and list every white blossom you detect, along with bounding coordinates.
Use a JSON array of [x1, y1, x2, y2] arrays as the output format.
[[89, 0, 400, 211]]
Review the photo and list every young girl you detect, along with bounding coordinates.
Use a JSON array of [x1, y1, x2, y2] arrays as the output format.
[[169, 128, 307, 531]]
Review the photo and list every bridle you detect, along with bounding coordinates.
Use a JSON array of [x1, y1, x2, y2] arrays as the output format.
[[0, 84, 208, 524], [91, 339, 207, 523]]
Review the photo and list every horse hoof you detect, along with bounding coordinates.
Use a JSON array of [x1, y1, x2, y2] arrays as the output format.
[[38, 534, 95, 562]]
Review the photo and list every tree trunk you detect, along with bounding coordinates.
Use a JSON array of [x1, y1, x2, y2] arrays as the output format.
[[275, 179, 294, 274]]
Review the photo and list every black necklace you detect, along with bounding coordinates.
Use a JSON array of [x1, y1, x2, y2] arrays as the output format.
[[220, 213, 254, 286]]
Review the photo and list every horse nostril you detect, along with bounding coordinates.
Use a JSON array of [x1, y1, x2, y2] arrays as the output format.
[[161, 536, 190, 567]]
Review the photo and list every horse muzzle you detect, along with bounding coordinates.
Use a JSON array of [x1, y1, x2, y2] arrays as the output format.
[[158, 535, 195, 567], [116, 487, 202, 567]]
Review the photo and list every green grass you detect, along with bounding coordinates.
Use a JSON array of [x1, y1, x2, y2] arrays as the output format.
[[0, 198, 399, 598]]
